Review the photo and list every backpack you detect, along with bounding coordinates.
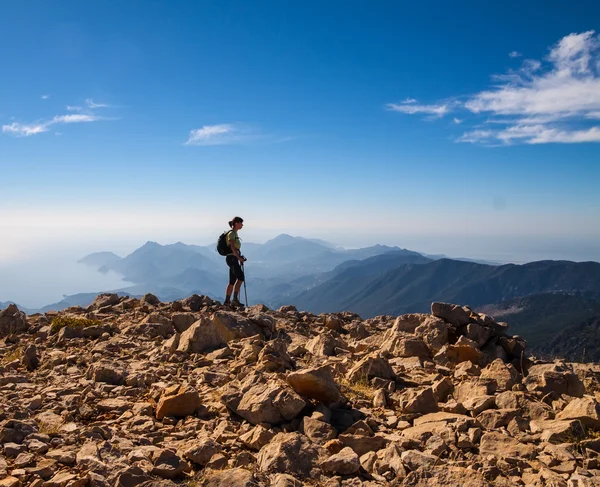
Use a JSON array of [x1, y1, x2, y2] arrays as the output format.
[[217, 230, 233, 256]]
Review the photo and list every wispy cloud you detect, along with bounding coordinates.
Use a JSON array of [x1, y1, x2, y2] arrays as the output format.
[[41, 94, 50, 100], [3, 101, 108, 138], [509, 51, 522, 58], [389, 31, 600, 145], [185, 123, 255, 146], [52, 114, 99, 124], [386, 100, 450, 119], [2, 123, 49, 137], [66, 105, 82, 112], [85, 98, 109, 109]]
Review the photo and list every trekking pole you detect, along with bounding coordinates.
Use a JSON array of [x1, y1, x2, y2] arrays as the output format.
[[242, 262, 248, 307]]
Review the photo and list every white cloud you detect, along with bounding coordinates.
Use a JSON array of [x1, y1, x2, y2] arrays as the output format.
[[457, 129, 495, 144], [386, 101, 449, 118], [66, 105, 82, 112], [85, 98, 108, 109], [2, 122, 48, 137], [462, 31, 600, 144], [3, 109, 104, 137], [391, 31, 600, 145], [41, 94, 50, 100], [509, 51, 522, 58], [453, 118, 462, 124], [186, 124, 250, 145], [52, 114, 99, 124]]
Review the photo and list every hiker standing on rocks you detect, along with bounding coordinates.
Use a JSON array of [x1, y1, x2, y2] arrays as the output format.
[[224, 216, 246, 308]]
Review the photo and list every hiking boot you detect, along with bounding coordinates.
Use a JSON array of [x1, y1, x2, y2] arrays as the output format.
[[231, 298, 244, 308]]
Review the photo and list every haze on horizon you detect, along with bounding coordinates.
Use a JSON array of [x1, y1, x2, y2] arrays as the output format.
[[1, 1, 599, 306]]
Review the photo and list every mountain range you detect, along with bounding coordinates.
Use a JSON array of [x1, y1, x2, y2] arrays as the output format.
[[3, 234, 600, 361]]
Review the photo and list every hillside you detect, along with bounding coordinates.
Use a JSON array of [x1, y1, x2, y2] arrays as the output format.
[[291, 259, 600, 317], [2, 296, 599, 486], [479, 292, 600, 361]]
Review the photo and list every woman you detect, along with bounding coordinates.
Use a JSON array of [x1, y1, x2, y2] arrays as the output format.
[[224, 216, 246, 307]]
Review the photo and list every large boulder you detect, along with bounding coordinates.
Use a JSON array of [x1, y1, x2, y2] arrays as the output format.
[[320, 447, 360, 475], [0, 304, 28, 337], [287, 366, 344, 404], [431, 302, 472, 326], [524, 363, 585, 398], [177, 316, 225, 353], [347, 352, 395, 382], [155, 385, 202, 420], [479, 431, 536, 459], [257, 432, 322, 477], [221, 380, 306, 425], [212, 311, 264, 341], [92, 293, 120, 310], [556, 396, 600, 428], [480, 359, 520, 391], [203, 468, 258, 487]]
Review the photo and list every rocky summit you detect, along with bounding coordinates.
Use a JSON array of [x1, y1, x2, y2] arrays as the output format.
[[1, 296, 600, 486]]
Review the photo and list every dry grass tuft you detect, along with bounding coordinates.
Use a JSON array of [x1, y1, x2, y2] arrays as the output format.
[[50, 315, 102, 334], [1, 346, 23, 365], [339, 375, 377, 401]]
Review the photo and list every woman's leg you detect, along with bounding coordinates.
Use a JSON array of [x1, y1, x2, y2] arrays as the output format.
[[225, 257, 237, 304], [231, 260, 245, 305]]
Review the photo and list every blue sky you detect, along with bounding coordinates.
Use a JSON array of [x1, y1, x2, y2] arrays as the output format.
[[1, 0, 599, 263]]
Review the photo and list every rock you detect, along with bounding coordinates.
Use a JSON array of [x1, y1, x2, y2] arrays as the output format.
[[0, 420, 37, 444], [0, 304, 28, 337], [270, 474, 304, 487], [128, 320, 174, 338], [22, 344, 39, 371], [320, 447, 360, 475], [480, 359, 520, 391], [397, 387, 438, 414], [203, 468, 258, 487], [305, 333, 344, 356], [258, 339, 293, 371], [431, 302, 471, 326], [401, 450, 440, 470], [171, 313, 197, 333], [476, 408, 519, 430], [257, 432, 322, 477], [299, 417, 337, 444], [434, 343, 483, 367], [177, 316, 225, 353], [556, 396, 600, 428], [141, 294, 160, 306], [155, 385, 201, 420], [531, 419, 586, 443], [414, 317, 450, 353], [221, 380, 306, 425], [479, 431, 536, 459], [287, 365, 344, 404], [86, 362, 127, 385], [402, 466, 491, 486], [525, 363, 585, 398], [212, 311, 264, 341], [337, 433, 386, 456], [151, 449, 190, 479], [0, 477, 21, 487], [92, 293, 120, 309], [347, 352, 394, 382], [240, 425, 276, 451], [392, 314, 430, 333], [460, 323, 493, 347], [184, 437, 221, 466]]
